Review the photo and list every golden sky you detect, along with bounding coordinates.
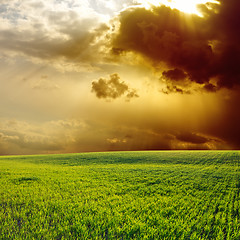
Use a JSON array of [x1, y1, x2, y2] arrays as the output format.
[[0, 0, 240, 154]]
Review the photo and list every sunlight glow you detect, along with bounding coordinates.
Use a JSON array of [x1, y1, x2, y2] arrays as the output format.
[[137, 0, 219, 16]]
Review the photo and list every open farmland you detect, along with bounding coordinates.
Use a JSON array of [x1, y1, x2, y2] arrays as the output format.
[[0, 151, 239, 239]]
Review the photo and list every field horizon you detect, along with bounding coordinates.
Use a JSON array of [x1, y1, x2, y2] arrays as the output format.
[[1, 150, 239, 239], [0, 149, 237, 158]]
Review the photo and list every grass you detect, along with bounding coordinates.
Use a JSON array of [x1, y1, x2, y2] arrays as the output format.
[[0, 151, 239, 239]]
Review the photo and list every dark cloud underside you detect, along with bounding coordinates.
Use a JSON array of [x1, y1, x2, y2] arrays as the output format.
[[112, 0, 240, 90], [92, 73, 139, 100]]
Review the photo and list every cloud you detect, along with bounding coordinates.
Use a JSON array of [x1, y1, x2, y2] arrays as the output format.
[[0, 118, 88, 154], [163, 131, 227, 150], [103, 128, 173, 151], [102, 127, 227, 151], [91, 73, 139, 100], [162, 68, 188, 82], [0, 132, 19, 142], [107, 137, 127, 144], [176, 132, 209, 144], [88, 0, 137, 15], [161, 85, 191, 94], [50, 119, 87, 129], [202, 83, 219, 92], [111, 1, 240, 91], [161, 68, 192, 94], [0, 0, 111, 72], [126, 89, 139, 100]]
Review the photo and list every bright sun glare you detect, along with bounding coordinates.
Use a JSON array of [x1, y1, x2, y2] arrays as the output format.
[[137, 0, 218, 16]]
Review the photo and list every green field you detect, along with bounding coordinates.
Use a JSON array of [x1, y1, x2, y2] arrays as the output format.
[[0, 151, 239, 239]]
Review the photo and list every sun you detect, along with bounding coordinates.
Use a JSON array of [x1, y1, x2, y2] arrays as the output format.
[[137, 0, 218, 16]]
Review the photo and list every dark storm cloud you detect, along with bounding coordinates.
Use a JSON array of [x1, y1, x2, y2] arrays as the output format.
[[112, 1, 240, 91], [92, 73, 139, 100], [162, 68, 188, 82], [162, 84, 191, 94], [176, 132, 209, 144], [161, 68, 191, 94], [202, 83, 219, 92]]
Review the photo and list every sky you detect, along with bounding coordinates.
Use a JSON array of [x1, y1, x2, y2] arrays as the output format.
[[0, 0, 240, 154]]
